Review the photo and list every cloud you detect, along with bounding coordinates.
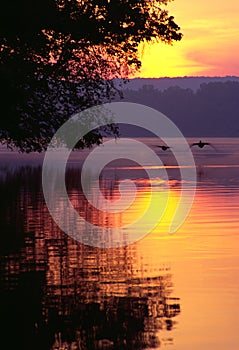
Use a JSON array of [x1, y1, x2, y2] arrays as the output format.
[[138, 0, 239, 77]]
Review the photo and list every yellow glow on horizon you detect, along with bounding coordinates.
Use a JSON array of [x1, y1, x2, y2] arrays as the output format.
[[138, 41, 211, 78], [137, 0, 239, 78]]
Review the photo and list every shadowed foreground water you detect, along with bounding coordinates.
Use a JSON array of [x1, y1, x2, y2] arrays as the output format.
[[0, 165, 180, 349], [0, 138, 239, 349]]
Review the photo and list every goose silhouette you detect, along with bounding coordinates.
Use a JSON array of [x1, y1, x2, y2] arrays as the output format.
[[190, 140, 216, 150], [156, 145, 171, 151]]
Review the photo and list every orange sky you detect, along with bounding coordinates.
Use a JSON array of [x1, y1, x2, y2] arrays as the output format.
[[138, 0, 239, 77]]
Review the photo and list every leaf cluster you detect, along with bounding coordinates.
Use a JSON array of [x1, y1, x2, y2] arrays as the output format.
[[0, 0, 182, 151]]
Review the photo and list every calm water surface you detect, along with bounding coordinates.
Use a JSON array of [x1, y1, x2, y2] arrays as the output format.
[[0, 138, 239, 349]]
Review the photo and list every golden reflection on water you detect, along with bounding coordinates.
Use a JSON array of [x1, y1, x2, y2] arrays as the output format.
[[0, 166, 182, 350], [67, 167, 180, 235], [1, 148, 239, 349], [136, 184, 239, 350]]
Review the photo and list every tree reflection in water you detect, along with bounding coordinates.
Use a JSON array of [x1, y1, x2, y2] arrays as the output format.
[[0, 166, 180, 349]]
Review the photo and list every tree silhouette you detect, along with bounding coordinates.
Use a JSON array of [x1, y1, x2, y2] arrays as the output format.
[[0, 0, 182, 152]]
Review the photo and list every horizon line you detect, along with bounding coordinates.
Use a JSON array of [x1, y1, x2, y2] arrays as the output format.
[[127, 75, 239, 80]]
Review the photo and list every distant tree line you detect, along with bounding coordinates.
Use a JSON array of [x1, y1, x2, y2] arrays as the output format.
[[120, 81, 239, 137]]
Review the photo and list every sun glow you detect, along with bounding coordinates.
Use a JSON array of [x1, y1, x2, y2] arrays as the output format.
[[137, 0, 239, 77], [138, 41, 208, 78], [119, 186, 181, 235], [84, 180, 181, 237]]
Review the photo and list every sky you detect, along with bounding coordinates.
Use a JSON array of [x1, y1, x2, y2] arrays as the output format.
[[138, 0, 239, 78]]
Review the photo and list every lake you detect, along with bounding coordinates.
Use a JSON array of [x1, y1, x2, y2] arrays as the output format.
[[0, 138, 239, 349]]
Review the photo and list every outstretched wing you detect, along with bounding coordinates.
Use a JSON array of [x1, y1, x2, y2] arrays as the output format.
[[156, 145, 169, 149], [190, 143, 198, 148], [202, 142, 218, 151], [207, 143, 218, 151]]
